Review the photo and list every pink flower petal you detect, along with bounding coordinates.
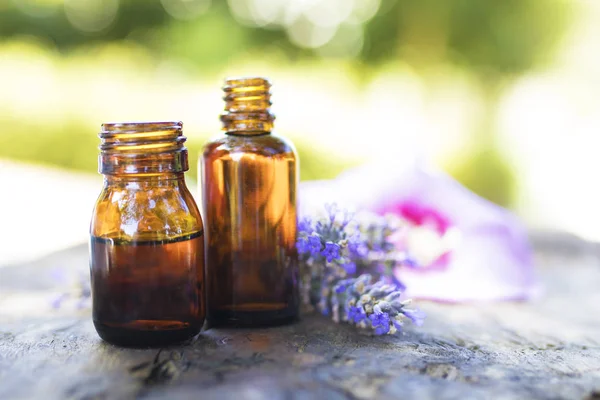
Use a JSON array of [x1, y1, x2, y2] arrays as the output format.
[[300, 160, 538, 302]]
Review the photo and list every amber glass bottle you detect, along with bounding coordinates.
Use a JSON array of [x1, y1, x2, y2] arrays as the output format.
[[200, 77, 299, 327], [90, 121, 205, 347]]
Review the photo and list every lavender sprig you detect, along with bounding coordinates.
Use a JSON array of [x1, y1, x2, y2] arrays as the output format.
[[333, 274, 425, 335], [50, 269, 91, 310], [298, 204, 425, 334]]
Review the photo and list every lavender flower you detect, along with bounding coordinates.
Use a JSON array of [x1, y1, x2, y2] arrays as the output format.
[[347, 306, 367, 323], [298, 216, 313, 233], [49, 269, 91, 311], [321, 242, 341, 263], [295, 204, 426, 335], [324, 203, 338, 223], [348, 232, 369, 258], [342, 262, 357, 275], [332, 274, 423, 335], [297, 237, 310, 255], [308, 233, 322, 256], [370, 311, 390, 330], [402, 256, 419, 269], [50, 293, 69, 309], [402, 308, 426, 326], [373, 321, 391, 335]]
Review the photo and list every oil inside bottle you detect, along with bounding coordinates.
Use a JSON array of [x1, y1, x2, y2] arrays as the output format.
[[90, 231, 204, 347], [203, 138, 299, 326]]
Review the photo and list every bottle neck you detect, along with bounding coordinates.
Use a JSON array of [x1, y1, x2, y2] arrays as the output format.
[[98, 122, 189, 176], [220, 77, 275, 135], [104, 174, 185, 185]]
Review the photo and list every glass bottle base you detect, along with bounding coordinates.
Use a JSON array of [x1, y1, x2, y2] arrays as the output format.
[[93, 320, 201, 347]]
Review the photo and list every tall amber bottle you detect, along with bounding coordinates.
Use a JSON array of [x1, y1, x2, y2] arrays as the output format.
[[90, 122, 205, 347], [201, 77, 299, 327]]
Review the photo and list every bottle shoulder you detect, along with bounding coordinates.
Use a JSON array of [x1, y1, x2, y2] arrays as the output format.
[[90, 179, 203, 240], [202, 133, 297, 159]]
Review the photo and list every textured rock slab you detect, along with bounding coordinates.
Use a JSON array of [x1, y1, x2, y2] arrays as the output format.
[[1, 239, 600, 399]]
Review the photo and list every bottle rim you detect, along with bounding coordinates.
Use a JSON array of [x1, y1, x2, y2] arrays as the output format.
[[221, 77, 274, 135], [98, 121, 188, 175], [101, 121, 183, 136]]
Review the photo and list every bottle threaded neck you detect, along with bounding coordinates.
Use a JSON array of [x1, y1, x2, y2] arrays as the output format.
[[98, 121, 189, 175], [220, 77, 275, 135]]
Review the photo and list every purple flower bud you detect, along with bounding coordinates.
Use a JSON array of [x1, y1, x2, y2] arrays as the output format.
[[392, 319, 403, 332], [347, 306, 366, 323], [334, 283, 348, 294], [391, 275, 407, 291], [402, 308, 426, 326], [296, 236, 310, 254], [348, 233, 368, 258], [50, 293, 69, 309], [374, 323, 390, 335], [342, 262, 357, 275], [324, 203, 338, 223], [340, 209, 354, 228], [369, 310, 390, 329], [321, 242, 341, 263], [308, 233, 322, 256], [298, 217, 313, 234], [402, 256, 419, 269]]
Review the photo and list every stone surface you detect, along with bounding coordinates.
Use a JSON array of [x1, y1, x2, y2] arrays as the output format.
[[1, 234, 600, 400]]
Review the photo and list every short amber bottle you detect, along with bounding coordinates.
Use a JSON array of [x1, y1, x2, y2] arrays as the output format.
[[90, 122, 205, 347], [200, 77, 299, 327]]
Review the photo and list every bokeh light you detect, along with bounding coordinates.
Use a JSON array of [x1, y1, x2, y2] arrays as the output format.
[[160, 0, 212, 21], [64, 0, 119, 33], [227, 0, 286, 27], [347, 0, 381, 25], [303, 0, 354, 28], [11, 0, 62, 18], [287, 16, 336, 48], [316, 23, 364, 58], [227, 0, 380, 50]]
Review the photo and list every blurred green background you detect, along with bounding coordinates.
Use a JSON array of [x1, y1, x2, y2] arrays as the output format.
[[1, 0, 599, 244]]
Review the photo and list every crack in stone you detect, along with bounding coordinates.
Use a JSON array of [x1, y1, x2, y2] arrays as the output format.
[[129, 349, 184, 387]]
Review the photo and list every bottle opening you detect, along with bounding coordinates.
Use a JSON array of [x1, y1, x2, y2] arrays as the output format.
[[98, 121, 189, 175], [101, 121, 182, 133], [221, 77, 275, 135]]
